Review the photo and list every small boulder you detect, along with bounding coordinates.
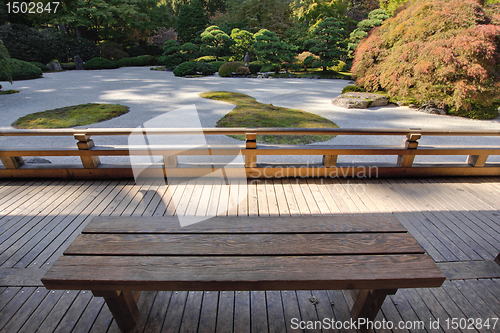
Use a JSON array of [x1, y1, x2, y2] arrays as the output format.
[[24, 157, 51, 164], [332, 92, 389, 109], [47, 61, 63, 72], [418, 102, 448, 115], [74, 55, 84, 70]]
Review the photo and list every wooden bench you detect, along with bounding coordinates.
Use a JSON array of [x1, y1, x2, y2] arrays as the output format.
[[41, 214, 446, 332]]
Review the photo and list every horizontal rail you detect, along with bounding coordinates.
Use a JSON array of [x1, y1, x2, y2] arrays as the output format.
[[0, 128, 499, 179], [1, 128, 500, 137]]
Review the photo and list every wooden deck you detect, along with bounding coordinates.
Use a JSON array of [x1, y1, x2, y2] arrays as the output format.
[[0, 177, 499, 332]]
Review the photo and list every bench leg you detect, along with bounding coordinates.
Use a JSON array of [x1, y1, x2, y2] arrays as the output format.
[[92, 290, 141, 332], [350, 289, 397, 323]]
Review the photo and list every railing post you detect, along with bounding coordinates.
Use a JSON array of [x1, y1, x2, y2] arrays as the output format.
[[467, 155, 488, 167], [397, 133, 421, 167], [75, 134, 101, 168], [322, 155, 338, 167], [163, 155, 178, 168], [1, 156, 24, 169], [245, 133, 257, 168]]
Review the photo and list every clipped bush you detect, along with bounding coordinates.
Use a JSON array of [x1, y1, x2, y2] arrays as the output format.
[[0, 59, 42, 80], [297, 51, 319, 69], [208, 61, 225, 71], [248, 62, 262, 74], [196, 62, 216, 75], [352, 0, 500, 119], [99, 41, 129, 60], [330, 60, 346, 72], [195, 55, 217, 62], [235, 66, 250, 75], [84, 57, 119, 70], [218, 61, 244, 77], [341, 85, 366, 94], [173, 62, 198, 76], [30, 62, 49, 72], [117, 55, 158, 67]]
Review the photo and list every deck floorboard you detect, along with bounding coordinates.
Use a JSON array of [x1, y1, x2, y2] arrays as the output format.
[[0, 178, 499, 332]]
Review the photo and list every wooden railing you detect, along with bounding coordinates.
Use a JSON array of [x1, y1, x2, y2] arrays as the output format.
[[0, 128, 499, 179]]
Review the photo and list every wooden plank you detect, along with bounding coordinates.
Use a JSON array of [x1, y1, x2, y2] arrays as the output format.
[[233, 291, 250, 333], [413, 288, 455, 333], [0, 268, 47, 286], [280, 179, 301, 216], [450, 280, 500, 319], [256, 180, 269, 216], [153, 179, 179, 217], [311, 290, 338, 333], [440, 281, 486, 322], [399, 289, 438, 327], [216, 291, 234, 333], [296, 290, 321, 333], [281, 291, 302, 333], [289, 179, 312, 215], [250, 291, 268, 333], [71, 295, 106, 333], [65, 233, 425, 256], [237, 179, 248, 216], [42, 254, 445, 291], [142, 291, 172, 332], [52, 290, 93, 333], [179, 291, 203, 333], [298, 179, 322, 216], [82, 215, 407, 234], [0, 287, 36, 330], [197, 291, 218, 333], [161, 291, 188, 333], [206, 179, 222, 217], [265, 179, 279, 217], [437, 261, 500, 280], [217, 180, 230, 216], [326, 290, 357, 333], [266, 290, 286, 333], [18, 289, 66, 332], [35, 290, 79, 333]]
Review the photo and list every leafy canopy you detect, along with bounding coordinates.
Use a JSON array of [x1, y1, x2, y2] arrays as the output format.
[[253, 29, 297, 72], [200, 25, 232, 61]]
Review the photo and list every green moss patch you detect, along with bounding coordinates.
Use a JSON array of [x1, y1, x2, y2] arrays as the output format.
[[200, 91, 338, 144], [12, 103, 129, 129], [0, 90, 20, 95]]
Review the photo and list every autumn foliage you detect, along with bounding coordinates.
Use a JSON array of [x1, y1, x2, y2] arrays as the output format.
[[352, 0, 500, 118]]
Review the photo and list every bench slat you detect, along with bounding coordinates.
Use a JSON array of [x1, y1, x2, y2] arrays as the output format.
[[82, 215, 408, 234], [64, 233, 425, 256], [41, 254, 446, 291]]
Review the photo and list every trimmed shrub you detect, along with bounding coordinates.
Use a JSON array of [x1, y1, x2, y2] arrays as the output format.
[[196, 62, 216, 75], [195, 55, 217, 62], [30, 62, 49, 72], [99, 41, 129, 60], [235, 66, 250, 75], [341, 85, 366, 94], [0, 59, 42, 80], [84, 58, 119, 70], [173, 62, 216, 76], [117, 55, 157, 67], [352, 0, 500, 119], [330, 60, 346, 72], [249, 62, 262, 74], [218, 61, 244, 77], [173, 62, 198, 76], [208, 61, 225, 71]]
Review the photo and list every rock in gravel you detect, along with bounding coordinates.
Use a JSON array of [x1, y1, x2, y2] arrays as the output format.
[[332, 92, 389, 109]]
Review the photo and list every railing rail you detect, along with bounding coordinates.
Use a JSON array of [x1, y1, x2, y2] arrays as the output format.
[[0, 128, 499, 179]]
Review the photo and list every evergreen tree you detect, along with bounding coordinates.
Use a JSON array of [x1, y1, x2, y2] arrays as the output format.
[[200, 25, 231, 61], [305, 18, 348, 71], [0, 40, 12, 84], [348, 8, 389, 57], [176, 0, 208, 43], [230, 28, 255, 61], [253, 29, 297, 73]]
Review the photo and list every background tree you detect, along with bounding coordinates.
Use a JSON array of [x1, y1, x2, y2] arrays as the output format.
[[230, 28, 255, 61], [200, 25, 231, 60], [0, 40, 12, 84], [176, 0, 208, 43], [353, 0, 500, 119], [305, 17, 348, 71], [348, 8, 388, 57], [253, 29, 297, 73]]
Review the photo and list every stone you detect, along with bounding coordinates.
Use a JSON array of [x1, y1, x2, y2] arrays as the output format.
[[47, 60, 63, 72], [418, 102, 448, 115], [24, 157, 51, 164], [257, 75, 263, 79], [74, 55, 84, 70], [332, 92, 389, 109], [262, 73, 269, 78]]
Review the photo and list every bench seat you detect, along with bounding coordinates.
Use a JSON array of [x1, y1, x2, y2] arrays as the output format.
[[42, 215, 446, 332]]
